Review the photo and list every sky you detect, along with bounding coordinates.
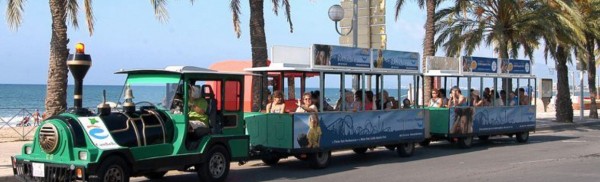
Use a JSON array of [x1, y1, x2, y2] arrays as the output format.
[[0, 0, 582, 87]]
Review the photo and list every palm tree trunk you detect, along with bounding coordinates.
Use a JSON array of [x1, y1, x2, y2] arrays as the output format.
[[249, 0, 268, 112], [585, 33, 598, 118], [422, 0, 435, 105], [498, 40, 512, 103], [556, 45, 574, 122], [45, 0, 69, 118]]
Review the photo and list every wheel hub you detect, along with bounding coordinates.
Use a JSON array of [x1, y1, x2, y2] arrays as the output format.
[[209, 152, 226, 178]]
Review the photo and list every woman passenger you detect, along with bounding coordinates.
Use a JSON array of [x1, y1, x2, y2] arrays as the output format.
[[266, 90, 286, 113], [429, 89, 443, 107], [296, 93, 318, 113], [448, 86, 467, 107], [365, 91, 374, 110]]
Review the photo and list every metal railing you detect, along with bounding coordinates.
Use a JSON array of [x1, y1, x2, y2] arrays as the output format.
[[0, 108, 42, 140]]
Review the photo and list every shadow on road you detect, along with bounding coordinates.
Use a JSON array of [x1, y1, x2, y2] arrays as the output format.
[[137, 135, 577, 182]]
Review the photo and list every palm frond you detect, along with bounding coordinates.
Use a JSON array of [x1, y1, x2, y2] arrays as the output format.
[[66, 0, 79, 29], [84, 0, 95, 36], [281, 0, 293, 33], [230, 0, 241, 38], [6, 0, 25, 30], [151, 0, 169, 23]]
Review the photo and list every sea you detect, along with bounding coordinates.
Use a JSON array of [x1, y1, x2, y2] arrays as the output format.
[[0, 84, 408, 125]]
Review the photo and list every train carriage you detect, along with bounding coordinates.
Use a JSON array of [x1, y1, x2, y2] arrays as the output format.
[[244, 45, 426, 168], [422, 56, 536, 148]]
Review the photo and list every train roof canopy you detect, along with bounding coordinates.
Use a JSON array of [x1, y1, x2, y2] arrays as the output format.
[[116, 66, 256, 76]]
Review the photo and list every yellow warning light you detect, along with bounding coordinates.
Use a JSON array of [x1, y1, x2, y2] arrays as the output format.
[[75, 43, 85, 54]]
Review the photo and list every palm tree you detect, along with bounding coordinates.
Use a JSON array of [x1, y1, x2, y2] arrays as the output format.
[[5, 0, 167, 118], [394, 0, 468, 105], [572, 0, 600, 118], [230, 0, 293, 111], [435, 1, 545, 94]]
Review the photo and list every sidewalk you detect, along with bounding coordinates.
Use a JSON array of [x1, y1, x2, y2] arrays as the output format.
[[0, 112, 598, 181]]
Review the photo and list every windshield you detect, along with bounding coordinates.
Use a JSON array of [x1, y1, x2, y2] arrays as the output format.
[[120, 74, 182, 112]]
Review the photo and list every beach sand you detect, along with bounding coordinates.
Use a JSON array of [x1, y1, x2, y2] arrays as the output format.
[[0, 126, 36, 142]]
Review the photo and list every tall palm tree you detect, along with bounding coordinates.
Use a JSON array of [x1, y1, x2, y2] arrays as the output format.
[[230, 0, 293, 111], [6, 0, 167, 118], [435, 0, 544, 93], [572, 0, 600, 118], [394, 0, 468, 104]]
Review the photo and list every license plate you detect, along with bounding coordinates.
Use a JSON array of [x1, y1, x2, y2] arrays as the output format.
[[32, 162, 45, 177]]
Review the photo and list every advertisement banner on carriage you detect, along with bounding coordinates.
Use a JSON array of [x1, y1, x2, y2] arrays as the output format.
[[448, 107, 474, 135], [472, 107, 536, 133], [462, 56, 498, 74], [312, 44, 371, 68], [507, 59, 531, 74], [372, 49, 420, 71], [292, 110, 425, 149]]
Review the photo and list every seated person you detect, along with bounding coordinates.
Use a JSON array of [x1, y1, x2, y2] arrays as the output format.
[[402, 98, 411, 109], [188, 97, 210, 139], [266, 90, 286, 113], [335, 90, 355, 111], [296, 93, 318, 113]]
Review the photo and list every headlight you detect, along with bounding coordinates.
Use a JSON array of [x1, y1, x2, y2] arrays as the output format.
[[25, 146, 32, 154], [78, 151, 87, 161]]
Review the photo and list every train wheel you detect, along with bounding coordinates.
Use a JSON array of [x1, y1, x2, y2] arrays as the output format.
[[419, 139, 431, 147], [144, 171, 167, 180], [458, 136, 473, 149], [516, 132, 529, 143], [309, 151, 331, 169], [352, 147, 368, 154], [478, 135, 490, 142], [396, 143, 415, 157], [97, 156, 130, 182], [261, 154, 280, 166], [198, 145, 230, 182]]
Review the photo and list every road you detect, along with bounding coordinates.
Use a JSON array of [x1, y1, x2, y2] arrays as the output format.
[[132, 124, 600, 182]]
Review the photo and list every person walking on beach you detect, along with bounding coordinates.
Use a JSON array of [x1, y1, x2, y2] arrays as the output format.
[[33, 109, 40, 126]]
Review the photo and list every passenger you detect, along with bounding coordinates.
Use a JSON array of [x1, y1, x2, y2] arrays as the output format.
[[402, 98, 411, 109], [311, 90, 334, 111], [483, 87, 491, 100], [353, 90, 364, 111], [429, 89, 443, 107], [448, 86, 467, 107], [500, 90, 508, 106], [376, 90, 393, 110], [266, 90, 286, 113], [335, 90, 355, 111], [439, 88, 448, 107], [296, 93, 318, 113], [364, 91, 374, 110], [472, 94, 486, 107], [188, 98, 210, 138], [509, 91, 518, 106], [518, 88, 530, 105], [490, 89, 504, 106]]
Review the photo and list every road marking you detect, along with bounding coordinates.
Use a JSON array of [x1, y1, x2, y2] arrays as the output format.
[[561, 140, 587, 143]]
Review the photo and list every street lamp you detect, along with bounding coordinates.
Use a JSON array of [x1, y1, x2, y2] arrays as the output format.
[[329, 1, 358, 48]]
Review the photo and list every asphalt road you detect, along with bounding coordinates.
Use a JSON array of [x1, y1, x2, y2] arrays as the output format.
[[132, 124, 600, 182]]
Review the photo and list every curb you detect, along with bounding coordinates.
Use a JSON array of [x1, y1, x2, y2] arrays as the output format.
[[535, 120, 600, 132]]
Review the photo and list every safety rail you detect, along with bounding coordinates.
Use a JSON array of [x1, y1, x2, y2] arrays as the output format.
[[0, 108, 43, 141]]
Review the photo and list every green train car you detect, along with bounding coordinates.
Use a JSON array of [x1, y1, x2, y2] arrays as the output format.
[[11, 44, 249, 182]]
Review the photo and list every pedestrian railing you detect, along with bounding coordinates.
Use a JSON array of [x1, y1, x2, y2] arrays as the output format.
[[0, 108, 42, 141]]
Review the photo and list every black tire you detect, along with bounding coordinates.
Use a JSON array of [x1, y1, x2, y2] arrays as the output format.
[[478, 135, 490, 141], [384, 145, 396, 151], [261, 154, 280, 166], [396, 143, 415, 157], [352, 147, 368, 154], [97, 156, 130, 182], [198, 145, 230, 182], [516, 132, 529, 143], [458, 136, 473, 149], [144, 171, 167, 180], [309, 151, 331, 169], [419, 139, 431, 147]]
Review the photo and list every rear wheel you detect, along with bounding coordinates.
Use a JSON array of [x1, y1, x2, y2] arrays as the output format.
[[144, 171, 167, 180], [198, 145, 230, 182], [516, 132, 529, 143], [97, 156, 130, 182], [457, 136, 473, 149], [309, 151, 331, 169], [352, 147, 368, 154], [396, 143, 415, 157]]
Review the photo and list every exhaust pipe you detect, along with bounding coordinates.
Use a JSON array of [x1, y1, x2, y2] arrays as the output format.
[[67, 43, 92, 113]]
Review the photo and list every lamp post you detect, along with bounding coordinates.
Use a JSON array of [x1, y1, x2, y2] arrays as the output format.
[[329, 1, 360, 91]]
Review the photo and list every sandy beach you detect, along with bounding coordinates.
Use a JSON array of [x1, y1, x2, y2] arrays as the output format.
[[0, 126, 36, 143]]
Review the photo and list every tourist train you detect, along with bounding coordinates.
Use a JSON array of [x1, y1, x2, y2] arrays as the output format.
[[10, 43, 536, 182]]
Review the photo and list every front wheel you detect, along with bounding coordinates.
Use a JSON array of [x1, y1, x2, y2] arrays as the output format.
[[396, 143, 415, 157], [97, 156, 130, 182], [309, 151, 331, 169], [516, 132, 529, 143], [198, 145, 230, 182], [457, 136, 473, 149]]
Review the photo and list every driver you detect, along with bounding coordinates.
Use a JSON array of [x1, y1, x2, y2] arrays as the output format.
[[188, 86, 210, 139]]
